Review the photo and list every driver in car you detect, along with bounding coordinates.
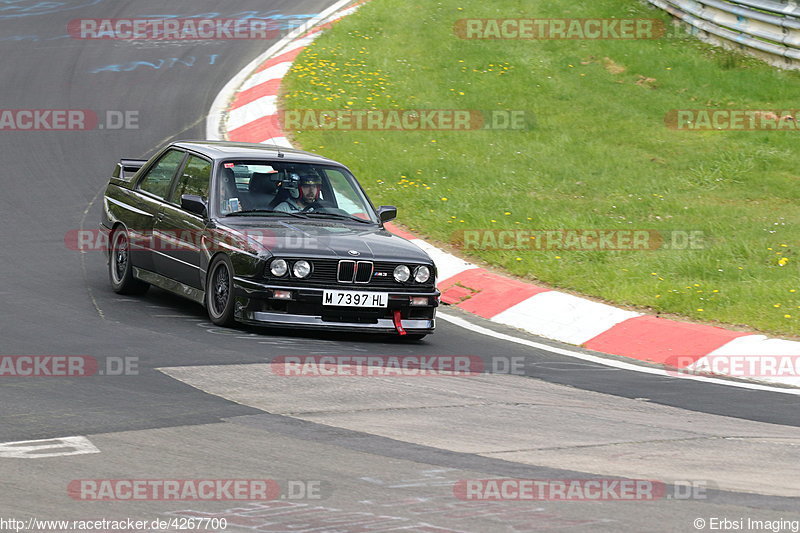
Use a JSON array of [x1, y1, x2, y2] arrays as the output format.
[[274, 174, 322, 212]]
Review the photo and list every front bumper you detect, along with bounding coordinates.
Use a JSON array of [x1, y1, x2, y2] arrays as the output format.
[[233, 277, 438, 334], [240, 312, 434, 333]]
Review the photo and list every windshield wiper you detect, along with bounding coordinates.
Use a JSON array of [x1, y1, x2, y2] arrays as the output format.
[[223, 209, 308, 219], [304, 212, 375, 224]]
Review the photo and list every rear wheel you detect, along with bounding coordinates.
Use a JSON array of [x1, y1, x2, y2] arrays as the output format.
[[109, 228, 149, 295], [206, 255, 236, 327]]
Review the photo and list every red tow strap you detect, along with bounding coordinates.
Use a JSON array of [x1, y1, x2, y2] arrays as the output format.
[[392, 309, 407, 335]]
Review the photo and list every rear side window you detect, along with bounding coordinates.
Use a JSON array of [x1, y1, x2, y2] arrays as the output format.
[[169, 155, 211, 205], [138, 149, 185, 199]]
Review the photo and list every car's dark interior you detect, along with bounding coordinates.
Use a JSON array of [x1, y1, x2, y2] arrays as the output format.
[[220, 163, 346, 215], [248, 171, 280, 209], [219, 167, 241, 212]]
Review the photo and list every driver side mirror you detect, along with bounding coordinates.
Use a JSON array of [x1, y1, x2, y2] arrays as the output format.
[[377, 206, 397, 223], [181, 194, 207, 217]]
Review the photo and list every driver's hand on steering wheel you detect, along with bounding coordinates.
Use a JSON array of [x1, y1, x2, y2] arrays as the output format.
[[302, 201, 327, 212]]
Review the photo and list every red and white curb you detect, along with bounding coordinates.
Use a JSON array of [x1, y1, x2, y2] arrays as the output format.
[[207, 0, 364, 146], [206, 1, 800, 389]]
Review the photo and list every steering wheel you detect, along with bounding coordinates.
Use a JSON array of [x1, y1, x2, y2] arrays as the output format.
[[301, 201, 328, 213], [301, 202, 352, 216]]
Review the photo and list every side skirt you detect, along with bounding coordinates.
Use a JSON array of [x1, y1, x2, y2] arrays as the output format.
[[133, 267, 205, 305]]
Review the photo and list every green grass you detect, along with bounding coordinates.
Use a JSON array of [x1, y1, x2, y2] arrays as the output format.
[[280, 0, 800, 337]]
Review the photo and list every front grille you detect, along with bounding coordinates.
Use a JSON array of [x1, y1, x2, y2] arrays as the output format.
[[266, 258, 435, 290], [337, 260, 355, 282], [355, 261, 373, 283], [337, 261, 375, 283]]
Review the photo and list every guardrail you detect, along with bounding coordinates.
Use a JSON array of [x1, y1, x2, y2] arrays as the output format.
[[646, 0, 800, 69]]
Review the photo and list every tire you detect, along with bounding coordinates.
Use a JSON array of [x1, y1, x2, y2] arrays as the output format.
[[109, 228, 149, 295], [206, 254, 237, 327], [403, 334, 427, 341]]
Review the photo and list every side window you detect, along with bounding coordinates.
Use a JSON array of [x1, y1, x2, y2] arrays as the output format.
[[169, 155, 211, 205], [138, 149, 185, 199]]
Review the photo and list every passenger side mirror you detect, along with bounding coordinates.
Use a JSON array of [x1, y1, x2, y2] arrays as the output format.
[[181, 194, 207, 217], [377, 205, 397, 223]]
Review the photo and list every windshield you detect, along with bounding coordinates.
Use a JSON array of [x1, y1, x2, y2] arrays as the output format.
[[215, 160, 378, 223]]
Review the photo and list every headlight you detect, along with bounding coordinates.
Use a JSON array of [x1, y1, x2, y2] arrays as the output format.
[[414, 265, 431, 283], [270, 259, 288, 277], [293, 260, 311, 279], [393, 264, 410, 282]]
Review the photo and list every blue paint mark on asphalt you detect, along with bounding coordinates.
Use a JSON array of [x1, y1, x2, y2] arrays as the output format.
[[0, 0, 104, 19], [89, 54, 220, 73]]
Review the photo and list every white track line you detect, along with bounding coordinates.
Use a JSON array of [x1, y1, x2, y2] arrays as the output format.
[[437, 312, 800, 396]]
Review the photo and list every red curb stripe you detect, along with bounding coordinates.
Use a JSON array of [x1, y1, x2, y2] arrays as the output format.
[[230, 79, 281, 110], [228, 114, 283, 143], [254, 47, 304, 74], [383, 224, 549, 315], [584, 316, 750, 365], [299, 26, 326, 40], [383, 222, 417, 241], [440, 283, 476, 305], [298, 15, 345, 39], [439, 269, 549, 319]]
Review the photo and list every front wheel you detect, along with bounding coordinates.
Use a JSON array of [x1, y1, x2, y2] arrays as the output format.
[[206, 255, 236, 327], [108, 228, 149, 295]]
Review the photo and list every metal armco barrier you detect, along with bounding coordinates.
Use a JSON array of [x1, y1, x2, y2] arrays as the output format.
[[646, 0, 800, 69]]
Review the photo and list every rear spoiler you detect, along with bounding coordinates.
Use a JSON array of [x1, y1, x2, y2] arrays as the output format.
[[110, 158, 148, 187]]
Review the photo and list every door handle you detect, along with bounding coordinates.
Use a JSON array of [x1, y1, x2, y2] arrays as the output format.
[[156, 212, 165, 221]]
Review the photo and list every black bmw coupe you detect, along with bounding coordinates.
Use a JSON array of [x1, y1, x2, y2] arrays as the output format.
[[101, 141, 438, 339]]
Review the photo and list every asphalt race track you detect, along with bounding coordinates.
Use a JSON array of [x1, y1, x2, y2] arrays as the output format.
[[0, 1, 798, 531]]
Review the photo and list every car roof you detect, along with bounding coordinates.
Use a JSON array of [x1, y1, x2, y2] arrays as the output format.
[[172, 140, 342, 165]]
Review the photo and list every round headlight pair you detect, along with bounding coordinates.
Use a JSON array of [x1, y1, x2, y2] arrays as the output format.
[[270, 259, 311, 279], [393, 265, 431, 283]]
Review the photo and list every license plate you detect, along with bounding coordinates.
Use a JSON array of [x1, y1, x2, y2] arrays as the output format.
[[323, 290, 388, 308]]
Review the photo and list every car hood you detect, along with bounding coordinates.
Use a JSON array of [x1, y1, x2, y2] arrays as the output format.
[[214, 219, 433, 263]]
